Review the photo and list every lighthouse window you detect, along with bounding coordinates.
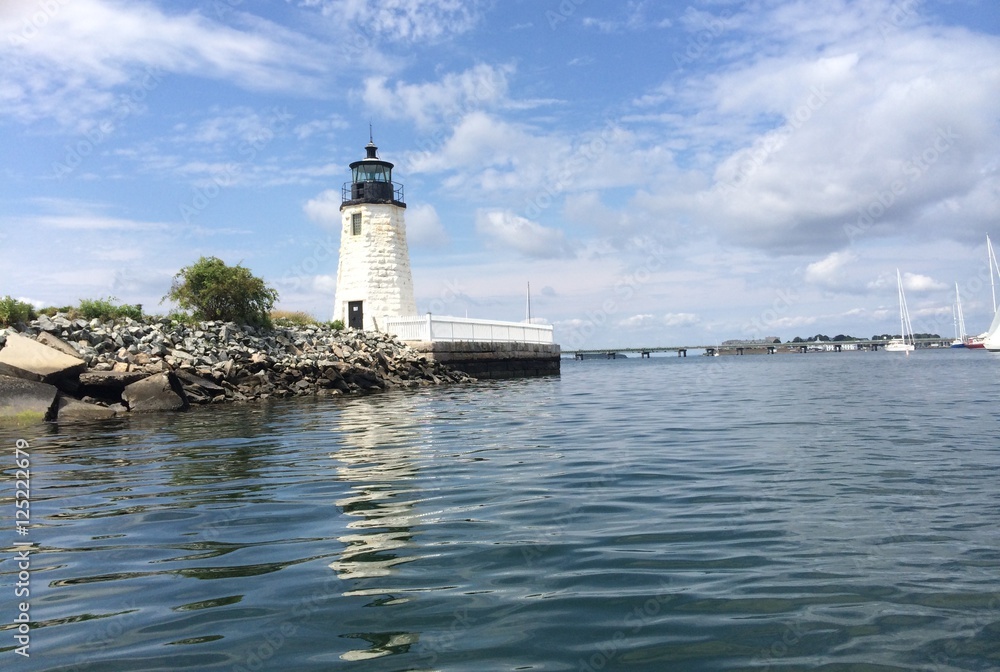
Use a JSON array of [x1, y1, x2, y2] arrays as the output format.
[[353, 164, 390, 183], [351, 213, 362, 235]]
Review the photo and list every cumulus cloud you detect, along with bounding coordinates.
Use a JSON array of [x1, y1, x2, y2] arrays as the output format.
[[475, 209, 576, 259], [867, 270, 947, 293], [902, 272, 948, 293], [804, 250, 857, 288], [630, 1, 1000, 254], [362, 63, 514, 129], [405, 203, 449, 247], [408, 111, 546, 176], [0, 0, 327, 126], [304, 189, 343, 227], [663, 312, 700, 327], [619, 313, 656, 328]]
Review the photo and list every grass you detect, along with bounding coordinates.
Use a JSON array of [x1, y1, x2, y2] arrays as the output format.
[[0, 410, 47, 425], [270, 310, 327, 327]]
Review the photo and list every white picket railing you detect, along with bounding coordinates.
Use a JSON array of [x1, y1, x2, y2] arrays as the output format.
[[382, 314, 554, 344]]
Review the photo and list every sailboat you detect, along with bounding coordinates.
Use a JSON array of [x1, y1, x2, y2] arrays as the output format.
[[885, 269, 915, 353], [951, 282, 967, 348], [967, 234, 1000, 349], [980, 310, 1000, 351]]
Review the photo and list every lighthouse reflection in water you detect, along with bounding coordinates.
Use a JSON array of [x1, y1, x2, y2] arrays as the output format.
[[329, 391, 430, 661]]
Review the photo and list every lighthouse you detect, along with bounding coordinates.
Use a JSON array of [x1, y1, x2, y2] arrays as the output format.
[[332, 138, 417, 331]]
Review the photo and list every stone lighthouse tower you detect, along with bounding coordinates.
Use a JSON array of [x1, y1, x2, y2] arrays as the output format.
[[332, 137, 417, 331]]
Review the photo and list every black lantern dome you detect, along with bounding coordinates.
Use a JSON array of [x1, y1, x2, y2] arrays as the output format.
[[341, 138, 405, 209]]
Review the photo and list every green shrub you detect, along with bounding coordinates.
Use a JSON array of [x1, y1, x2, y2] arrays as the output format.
[[164, 310, 196, 325], [166, 256, 278, 328], [329, 319, 344, 331], [0, 296, 36, 327], [77, 297, 143, 321]]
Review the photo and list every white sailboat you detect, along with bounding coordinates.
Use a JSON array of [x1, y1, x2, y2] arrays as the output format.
[[968, 234, 1000, 349], [980, 309, 1000, 351], [951, 282, 967, 348], [885, 269, 915, 353]]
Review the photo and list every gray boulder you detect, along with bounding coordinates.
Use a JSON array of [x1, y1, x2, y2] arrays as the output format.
[[123, 372, 188, 413], [0, 374, 59, 423], [55, 395, 118, 422]]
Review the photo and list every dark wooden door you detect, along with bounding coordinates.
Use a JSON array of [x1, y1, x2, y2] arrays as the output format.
[[348, 301, 363, 329]]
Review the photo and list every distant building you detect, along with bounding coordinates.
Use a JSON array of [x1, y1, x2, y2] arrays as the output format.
[[722, 337, 780, 345], [332, 138, 417, 331]]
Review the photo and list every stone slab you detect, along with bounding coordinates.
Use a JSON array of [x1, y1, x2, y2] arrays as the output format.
[[36, 332, 84, 358], [123, 372, 188, 413], [174, 369, 225, 395], [0, 374, 58, 423], [0, 332, 87, 383], [55, 395, 118, 422], [79, 370, 149, 391]]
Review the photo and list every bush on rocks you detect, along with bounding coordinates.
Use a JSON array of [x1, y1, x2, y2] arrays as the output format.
[[0, 296, 36, 327], [166, 257, 278, 329]]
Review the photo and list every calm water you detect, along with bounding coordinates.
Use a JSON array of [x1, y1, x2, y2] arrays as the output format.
[[2, 351, 999, 671]]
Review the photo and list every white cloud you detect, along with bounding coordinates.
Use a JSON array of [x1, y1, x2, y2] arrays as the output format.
[[475, 209, 576, 259], [663, 312, 700, 327], [867, 270, 947, 294], [408, 111, 539, 175], [902, 272, 947, 293], [582, 2, 671, 34], [22, 215, 170, 232], [405, 203, 448, 248], [300, 0, 488, 43], [293, 115, 349, 140], [619, 313, 656, 328], [304, 189, 343, 227], [362, 63, 514, 129], [804, 250, 856, 288], [312, 274, 337, 294], [0, 0, 327, 126], [181, 107, 293, 147], [626, 0, 1000, 255]]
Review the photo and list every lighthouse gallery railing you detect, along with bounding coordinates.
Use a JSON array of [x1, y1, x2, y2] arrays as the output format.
[[382, 315, 554, 344]]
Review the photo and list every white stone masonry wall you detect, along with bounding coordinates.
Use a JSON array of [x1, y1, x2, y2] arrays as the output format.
[[333, 202, 417, 331]]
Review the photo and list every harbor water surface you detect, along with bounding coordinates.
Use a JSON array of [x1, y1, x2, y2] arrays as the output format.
[[2, 350, 999, 671]]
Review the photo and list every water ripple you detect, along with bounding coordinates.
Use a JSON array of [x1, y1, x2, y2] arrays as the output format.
[[2, 354, 999, 670]]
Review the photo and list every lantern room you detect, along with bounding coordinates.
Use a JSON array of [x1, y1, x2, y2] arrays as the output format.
[[341, 139, 405, 208]]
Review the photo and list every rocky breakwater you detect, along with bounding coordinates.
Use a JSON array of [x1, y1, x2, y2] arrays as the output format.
[[0, 315, 473, 423]]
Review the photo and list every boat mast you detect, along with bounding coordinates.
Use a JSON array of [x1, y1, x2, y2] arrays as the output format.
[[955, 282, 967, 340], [897, 269, 914, 346], [989, 234, 998, 313], [897, 269, 905, 342], [526, 282, 532, 323]]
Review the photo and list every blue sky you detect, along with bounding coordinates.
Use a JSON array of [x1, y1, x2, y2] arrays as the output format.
[[2, 0, 999, 349]]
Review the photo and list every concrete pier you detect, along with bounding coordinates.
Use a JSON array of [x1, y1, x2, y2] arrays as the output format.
[[409, 341, 561, 379]]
